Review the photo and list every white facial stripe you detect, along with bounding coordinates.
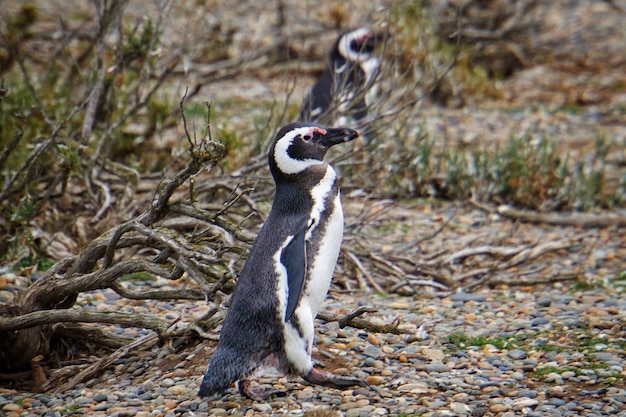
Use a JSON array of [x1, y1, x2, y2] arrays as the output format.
[[273, 127, 324, 175], [338, 27, 373, 63]]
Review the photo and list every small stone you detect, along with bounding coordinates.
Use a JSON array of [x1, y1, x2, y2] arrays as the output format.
[[544, 372, 564, 384], [161, 378, 175, 387], [398, 382, 429, 393], [163, 399, 177, 410], [422, 348, 445, 361], [363, 345, 381, 359], [530, 317, 550, 326], [388, 301, 410, 309], [367, 333, 380, 345], [365, 376, 384, 385], [93, 393, 108, 402], [2, 404, 22, 412], [489, 404, 509, 413], [399, 355, 408, 363], [537, 297, 552, 307], [252, 403, 272, 413], [424, 362, 449, 372], [346, 406, 375, 417], [363, 357, 376, 367], [512, 398, 539, 409], [167, 384, 187, 395], [507, 349, 527, 360], [208, 410, 228, 417], [450, 402, 471, 413], [295, 389, 315, 400], [561, 371, 576, 379], [516, 390, 538, 398], [548, 386, 566, 398], [338, 402, 359, 411], [423, 398, 446, 408], [450, 292, 487, 302]]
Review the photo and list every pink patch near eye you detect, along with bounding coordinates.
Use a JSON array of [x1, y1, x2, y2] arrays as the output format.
[[311, 127, 327, 136]]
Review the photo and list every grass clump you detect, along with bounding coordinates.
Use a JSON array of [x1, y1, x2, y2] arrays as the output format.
[[447, 332, 519, 350], [354, 125, 622, 211]]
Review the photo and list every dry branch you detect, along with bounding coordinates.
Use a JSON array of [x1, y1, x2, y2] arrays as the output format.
[[496, 205, 626, 228], [0, 310, 170, 336], [317, 310, 411, 335], [47, 333, 157, 393]]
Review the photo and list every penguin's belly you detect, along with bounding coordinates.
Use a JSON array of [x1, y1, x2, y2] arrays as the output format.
[[283, 193, 344, 374], [304, 192, 343, 316]]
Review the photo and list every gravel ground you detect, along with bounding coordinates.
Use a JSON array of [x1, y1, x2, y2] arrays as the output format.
[[1, 267, 625, 417]]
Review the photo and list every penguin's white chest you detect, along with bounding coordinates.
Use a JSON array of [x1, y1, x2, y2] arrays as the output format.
[[303, 166, 343, 315], [280, 167, 344, 373], [304, 192, 343, 316]]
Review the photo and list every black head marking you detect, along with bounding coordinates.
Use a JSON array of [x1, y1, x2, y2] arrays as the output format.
[[269, 123, 358, 177]]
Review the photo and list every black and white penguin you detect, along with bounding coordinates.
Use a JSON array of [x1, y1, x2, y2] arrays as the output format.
[[198, 122, 365, 400], [299, 27, 383, 125]]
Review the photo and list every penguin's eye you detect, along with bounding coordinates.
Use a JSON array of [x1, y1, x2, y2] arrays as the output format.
[[302, 135, 312, 141]]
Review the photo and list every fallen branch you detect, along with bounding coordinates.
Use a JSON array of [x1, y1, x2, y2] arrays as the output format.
[[471, 200, 626, 228], [495, 205, 626, 228], [317, 310, 411, 335], [53, 323, 133, 350], [344, 251, 384, 293], [338, 306, 377, 328], [48, 333, 157, 392], [0, 310, 170, 336]]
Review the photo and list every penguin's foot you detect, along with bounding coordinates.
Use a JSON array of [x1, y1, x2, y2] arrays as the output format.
[[238, 379, 287, 401], [302, 367, 368, 389]]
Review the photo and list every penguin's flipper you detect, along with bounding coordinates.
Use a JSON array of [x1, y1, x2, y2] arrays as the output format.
[[281, 222, 308, 322]]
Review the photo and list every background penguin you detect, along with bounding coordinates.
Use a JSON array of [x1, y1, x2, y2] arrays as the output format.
[[299, 27, 383, 125], [198, 122, 366, 400]]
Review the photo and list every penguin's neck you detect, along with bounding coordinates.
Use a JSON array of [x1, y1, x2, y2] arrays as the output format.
[[273, 165, 337, 218]]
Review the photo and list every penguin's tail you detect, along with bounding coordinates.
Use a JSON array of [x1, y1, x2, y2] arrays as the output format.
[[197, 346, 254, 398]]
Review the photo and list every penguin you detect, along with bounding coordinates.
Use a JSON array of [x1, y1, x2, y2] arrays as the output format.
[[299, 27, 383, 125], [198, 122, 366, 400]]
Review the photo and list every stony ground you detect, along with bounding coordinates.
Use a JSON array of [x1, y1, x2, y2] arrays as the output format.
[[1, 0, 626, 416], [1, 282, 625, 417]]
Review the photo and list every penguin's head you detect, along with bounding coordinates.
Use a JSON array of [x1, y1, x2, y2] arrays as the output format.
[[335, 27, 384, 64], [270, 122, 359, 177]]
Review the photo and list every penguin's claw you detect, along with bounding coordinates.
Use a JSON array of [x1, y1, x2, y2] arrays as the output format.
[[302, 367, 368, 389], [238, 379, 287, 400]]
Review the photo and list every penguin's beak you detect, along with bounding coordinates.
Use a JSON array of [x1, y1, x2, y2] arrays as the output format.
[[318, 127, 359, 147], [357, 32, 385, 54], [366, 32, 385, 49]]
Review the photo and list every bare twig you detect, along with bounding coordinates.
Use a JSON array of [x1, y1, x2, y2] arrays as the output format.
[[317, 310, 411, 335], [344, 251, 384, 293], [338, 306, 377, 328], [49, 333, 157, 392]]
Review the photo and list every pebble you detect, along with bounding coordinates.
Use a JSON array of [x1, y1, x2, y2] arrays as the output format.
[[93, 393, 108, 402], [449, 292, 487, 302], [388, 300, 410, 309], [362, 345, 381, 359]]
